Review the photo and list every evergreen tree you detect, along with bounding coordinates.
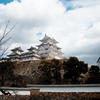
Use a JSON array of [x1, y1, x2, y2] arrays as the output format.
[[38, 59, 62, 84], [63, 57, 88, 84]]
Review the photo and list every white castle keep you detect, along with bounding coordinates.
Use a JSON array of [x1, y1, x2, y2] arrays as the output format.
[[37, 34, 63, 59]]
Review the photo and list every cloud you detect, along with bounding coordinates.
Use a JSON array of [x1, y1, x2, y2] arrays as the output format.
[[0, 0, 100, 65]]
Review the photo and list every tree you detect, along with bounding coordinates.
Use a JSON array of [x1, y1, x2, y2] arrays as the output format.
[[89, 65, 100, 75], [0, 20, 15, 57], [0, 61, 15, 86], [38, 59, 62, 84], [86, 65, 100, 84], [0, 61, 19, 95], [63, 57, 88, 84]]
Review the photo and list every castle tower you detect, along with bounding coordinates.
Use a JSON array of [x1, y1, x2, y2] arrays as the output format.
[[37, 34, 63, 59], [8, 47, 23, 61], [21, 46, 40, 61]]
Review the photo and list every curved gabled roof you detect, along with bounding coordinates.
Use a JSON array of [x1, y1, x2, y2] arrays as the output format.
[[27, 46, 37, 51], [11, 47, 23, 52], [39, 34, 58, 43]]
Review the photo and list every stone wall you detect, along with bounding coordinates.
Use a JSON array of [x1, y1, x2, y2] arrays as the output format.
[[13, 60, 40, 76], [13, 60, 42, 84]]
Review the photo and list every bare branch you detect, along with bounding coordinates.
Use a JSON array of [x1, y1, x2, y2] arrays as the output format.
[[3, 20, 10, 36], [5, 24, 16, 36], [0, 47, 8, 58], [0, 21, 15, 44], [0, 20, 15, 58], [0, 20, 10, 43], [0, 37, 11, 45]]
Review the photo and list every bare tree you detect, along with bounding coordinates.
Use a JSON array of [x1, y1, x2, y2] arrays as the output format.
[[0, 20, 15, 58], [0, 21, 15, 95]]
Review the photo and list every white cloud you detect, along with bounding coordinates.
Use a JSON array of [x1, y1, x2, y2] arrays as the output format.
[[0, 0, 100, 65]]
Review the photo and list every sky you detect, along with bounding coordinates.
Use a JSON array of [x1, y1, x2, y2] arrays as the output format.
[[0, 0, 100, 65]]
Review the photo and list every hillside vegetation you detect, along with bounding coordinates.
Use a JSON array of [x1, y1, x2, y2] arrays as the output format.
[[0, 57, 100, 86]]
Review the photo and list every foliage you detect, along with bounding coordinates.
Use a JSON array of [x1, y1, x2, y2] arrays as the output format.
[[86, 65, 100, 84], [39, 57, 88, 84], [63, 57, 88, 84], [0, 61, 15, 86], [38, 59, 62, 84], [0, 61, 26, 87], [89, 65, 100, 75]]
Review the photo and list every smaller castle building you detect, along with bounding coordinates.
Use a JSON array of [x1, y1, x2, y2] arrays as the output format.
[[8, 47, 23, 61], [21, 46, 40, 61]]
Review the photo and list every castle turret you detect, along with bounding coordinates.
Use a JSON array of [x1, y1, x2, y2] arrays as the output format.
[[8, 47, 23, 61], [21, 46, 40, 61]]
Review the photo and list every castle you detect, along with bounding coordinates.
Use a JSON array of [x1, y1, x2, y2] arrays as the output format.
[[6, 34, 63, 61], [97, 57, 100, 68]]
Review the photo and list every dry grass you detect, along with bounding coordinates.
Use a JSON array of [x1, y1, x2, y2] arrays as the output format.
[[0, 92, 100, 100]]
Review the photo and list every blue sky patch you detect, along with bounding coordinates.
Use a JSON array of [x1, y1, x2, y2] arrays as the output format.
[[60, 0, 83, 11], [60, 0, 72, 3], [87, 24, 93, 30], [37, 32, 42, 36], [60, 0, 74, 11], [17, 0, 21, 2], [66, 6, 73, 11], [67, 5, 83, 11], [0, 0, 21, 5]]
